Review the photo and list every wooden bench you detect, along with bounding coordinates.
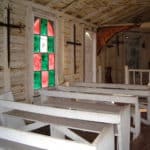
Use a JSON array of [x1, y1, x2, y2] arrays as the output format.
[[0, 100, 114, 150], [39, 89, 131, 150], [64, 82, 150, 125], [0, 126, 97, 150]]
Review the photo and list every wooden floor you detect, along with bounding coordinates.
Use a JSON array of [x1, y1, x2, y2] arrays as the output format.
[[131, 124, 150, 150]]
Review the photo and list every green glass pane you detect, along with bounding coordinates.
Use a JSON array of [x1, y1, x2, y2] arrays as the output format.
[[42, 54, 48, 70], [49, 70, 55, 87], [34, 71, 41, 89], [48, 37, 55, 53], [41, 18, 47, 35], [34, 35, 40, 52]]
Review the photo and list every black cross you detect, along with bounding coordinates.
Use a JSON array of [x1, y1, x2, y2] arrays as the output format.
[[66, 24, 81, 74], [112, 35, 124, 56], [0, 5, 25, 68]]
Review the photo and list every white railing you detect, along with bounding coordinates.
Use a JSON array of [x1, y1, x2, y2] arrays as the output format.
[[125, 65, 150, 85]]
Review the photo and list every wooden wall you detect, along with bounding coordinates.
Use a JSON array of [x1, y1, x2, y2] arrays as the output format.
[[0, 0, 26, 101], [0, 20, 4, 94], [97, 31, 150, 83], [0, 0, 87, 101], [63, 18, 84, 82]]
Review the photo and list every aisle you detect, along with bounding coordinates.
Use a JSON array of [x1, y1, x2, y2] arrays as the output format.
[[131, 124, 150, 150]]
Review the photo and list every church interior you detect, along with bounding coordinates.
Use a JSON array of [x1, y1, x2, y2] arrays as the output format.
[[0, 0, 150, 150]]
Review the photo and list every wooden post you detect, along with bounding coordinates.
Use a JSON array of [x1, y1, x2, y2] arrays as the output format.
[[147, 97, 150, 122], [125, 65, 129, 84], [3, 1, 11, 93], [148, 71, 150, 85], [92, 32, 96, 83], [98, 65, 102, 83]]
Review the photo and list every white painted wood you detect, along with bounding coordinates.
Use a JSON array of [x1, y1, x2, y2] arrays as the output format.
[[20, 122, 49, 131], [98, 66, 102, 83], [0, 92, 25, 129], [52, 125, 90, 144], [148, 97, 150, 122], [93, 32, 96, 83], [58, 85, 150, 97], [71, 81, 150, 90], [5, 109, 108, 133], [40, 89, 137, 104], [25, 5, 33, 102], [0, 126, 96, 150], [51, 125, 65, 139], [40, 89, 130, 150], [0, 100, 120, 124], [125, 65, 129, 84], [125, 65, 150, 85], [85, 31, 96, 82], [69, 81, 150, 128], [56, 17, 65, 84], [133, 71, 136, 84], [92, 125, 114, 150], [1, 103, 115, 149], [56, 86, 140, 139]]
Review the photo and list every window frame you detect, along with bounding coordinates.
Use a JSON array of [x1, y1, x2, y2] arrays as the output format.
[[26, 8, 58, 102]]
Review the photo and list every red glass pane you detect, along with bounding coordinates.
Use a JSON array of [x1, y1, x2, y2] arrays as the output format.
[[42, 71, 48, 88], [34, 54, 41, 71], [48, 21, 54, 36], [34, 18, 40, 34], [49, 54, 55, 70]]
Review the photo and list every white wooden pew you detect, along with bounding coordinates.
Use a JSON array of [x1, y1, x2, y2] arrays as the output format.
[[0, 92, 49, 132], [0, 100, 114, 150], [64, 82, 150, 125], [0, 92, 25, 129], [39, 89, 131, 150], [70, 81, 150, 90], [47, 87, 139, 138], [0, 126, 97, 150]]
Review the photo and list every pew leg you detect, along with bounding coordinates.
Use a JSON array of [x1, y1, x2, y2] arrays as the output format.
[[117, 105, 130, 150], [50, 125, 65, 139], [147, 97, 150, 122], [142, 97, 150, 125], [133, 102, 141, 139]]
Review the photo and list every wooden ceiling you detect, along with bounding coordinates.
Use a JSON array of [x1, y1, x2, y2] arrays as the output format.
[[30, 0, 150, 28]]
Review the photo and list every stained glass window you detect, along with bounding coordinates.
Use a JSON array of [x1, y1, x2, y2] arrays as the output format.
[[33, 17, 55, 90]]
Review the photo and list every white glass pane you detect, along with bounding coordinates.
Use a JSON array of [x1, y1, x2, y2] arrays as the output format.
[[40, 36, 47, 52]]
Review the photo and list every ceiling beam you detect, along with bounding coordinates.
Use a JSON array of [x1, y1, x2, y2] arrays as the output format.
[[114, 7, 144, 23], [61, 0, 80, 12], [116, 8, 145, 23], [98, 23, 137, 28], [10, 0, 97, 28], [98, 6, 138, 25], [98, 7, 144, 27], [47, 0, 64, 5], [82, 7, 107, 20], [90, 5, 127, 23]]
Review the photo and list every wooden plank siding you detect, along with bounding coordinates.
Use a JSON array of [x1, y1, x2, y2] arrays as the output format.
[[0, 4, 4, 94], [63, 19, 84, 82], [0, 0, 91, 100]]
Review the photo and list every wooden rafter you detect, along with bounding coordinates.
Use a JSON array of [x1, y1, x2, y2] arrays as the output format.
[[61, 0, 79, 12], [91, 5, 127, 23], [82, 7, 108, 20], [111, 7, 144, 24], [97, 5, 139, 25]]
